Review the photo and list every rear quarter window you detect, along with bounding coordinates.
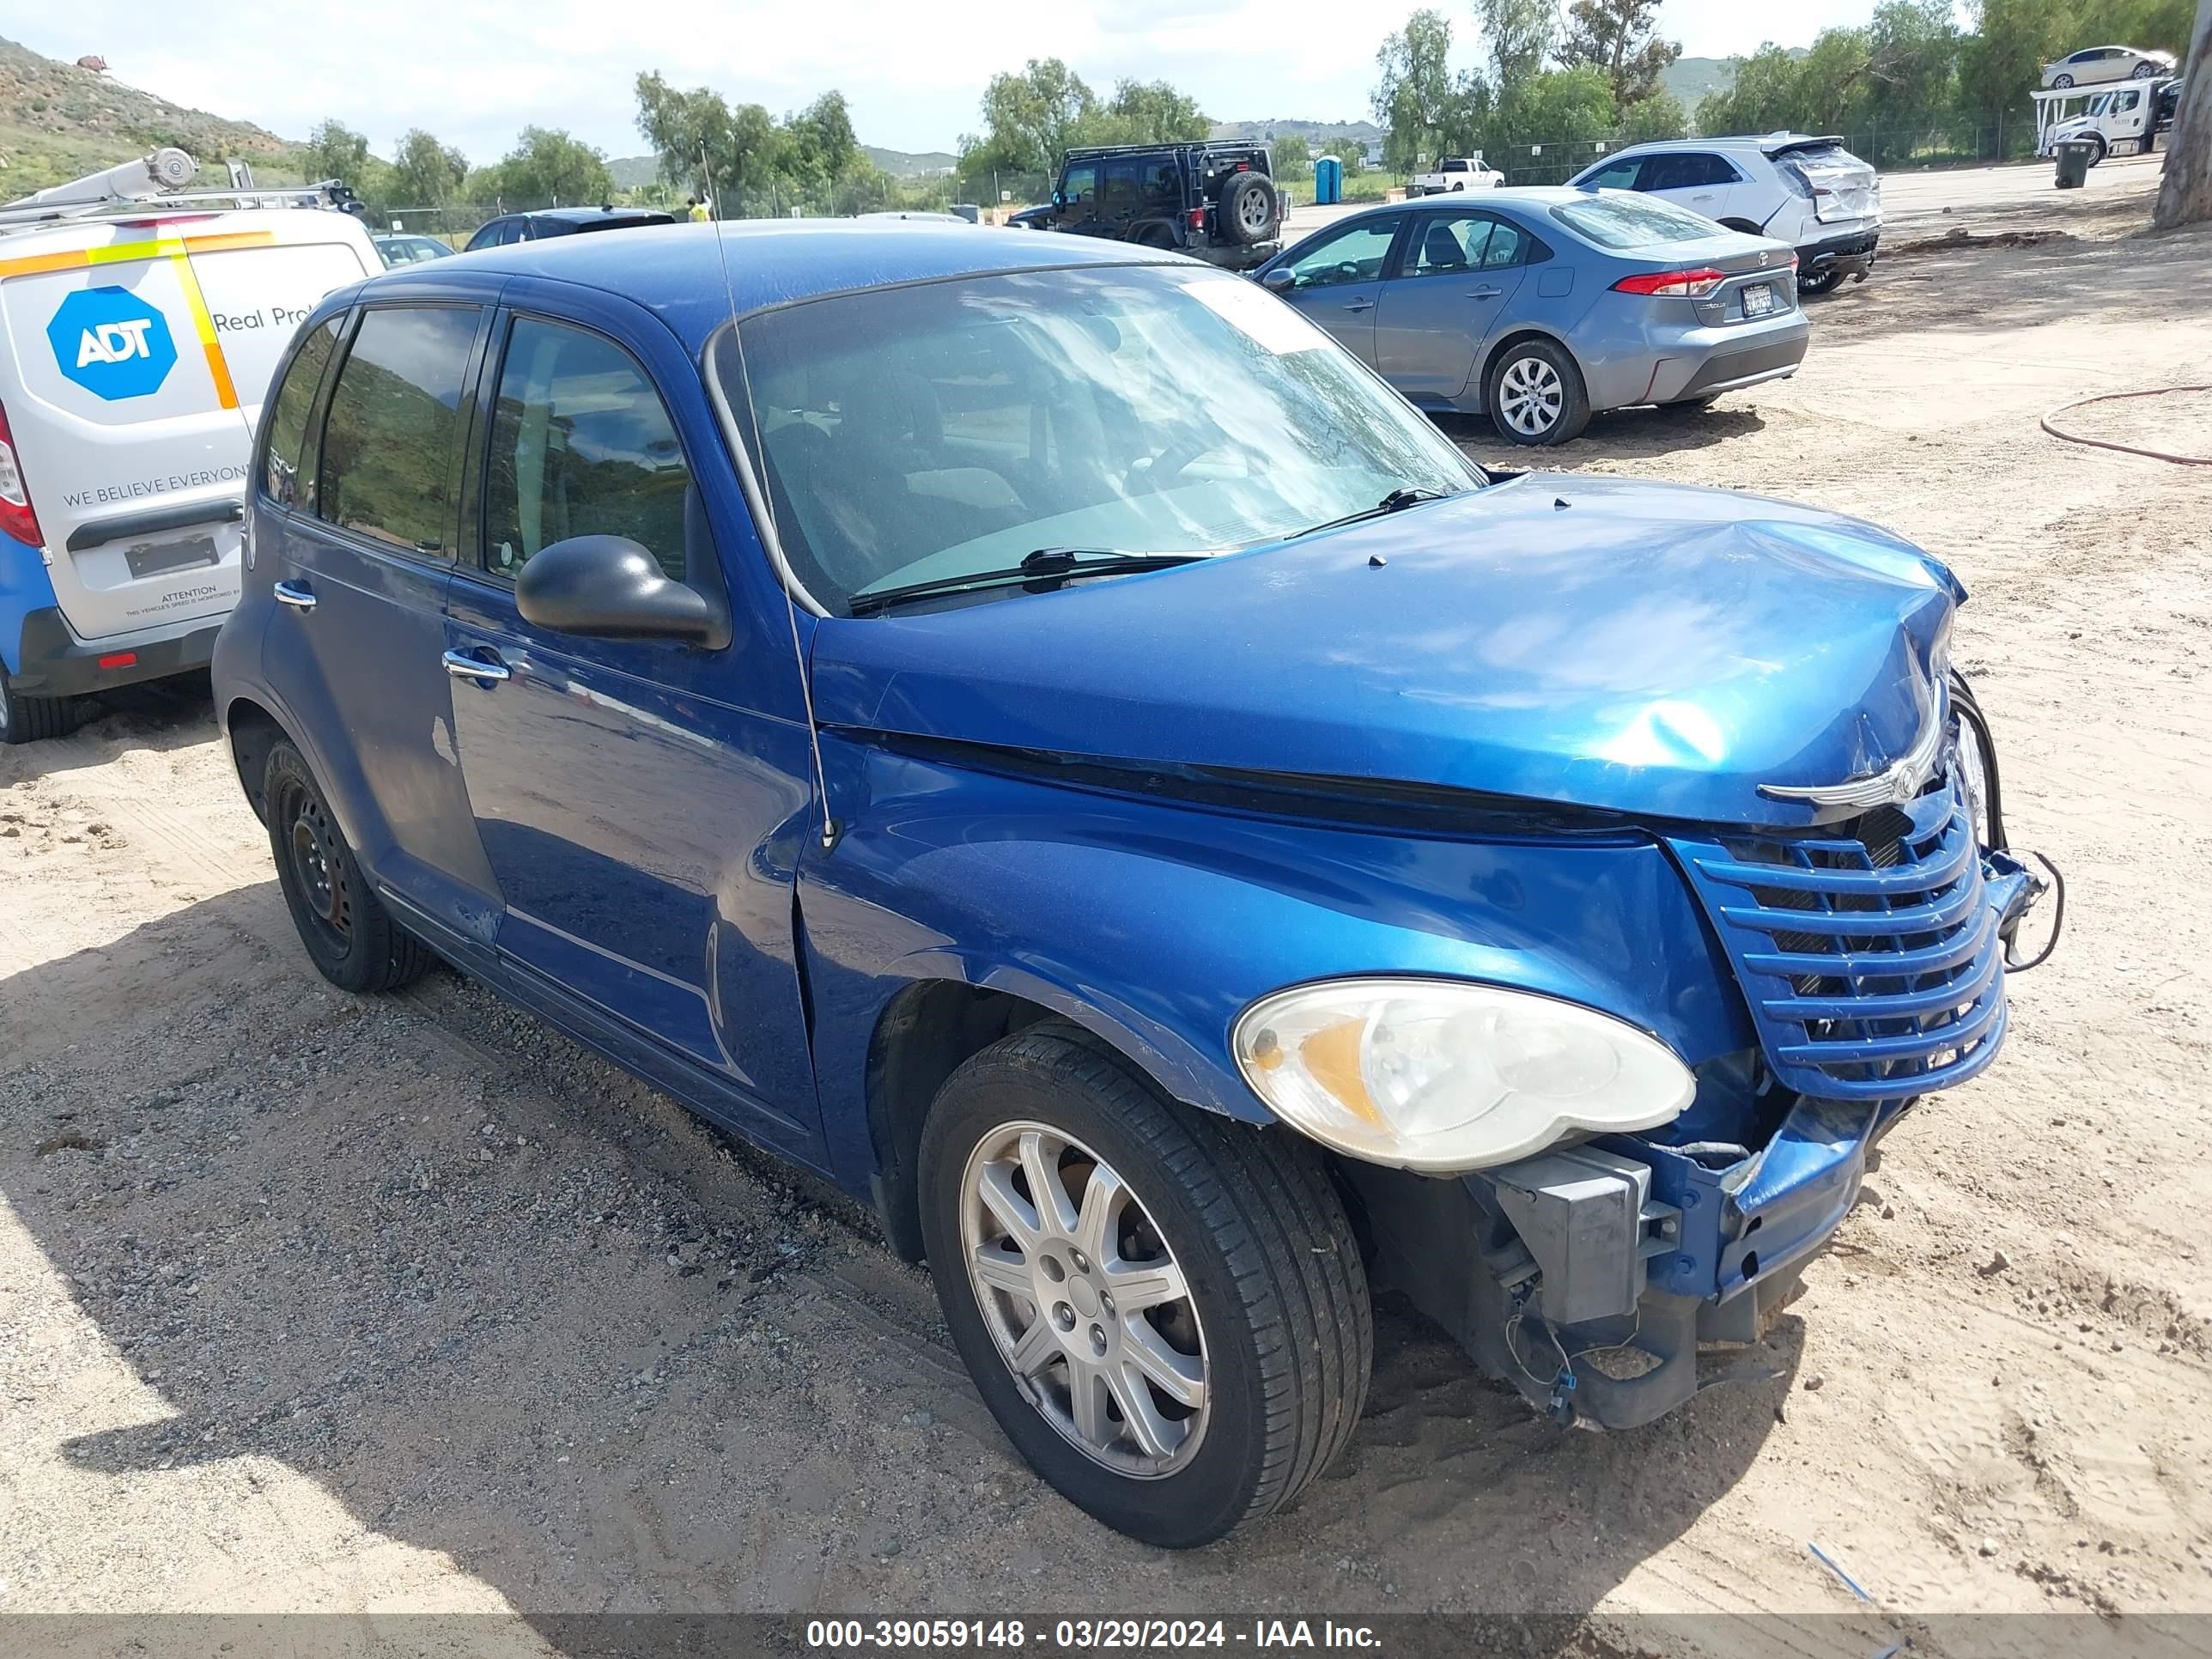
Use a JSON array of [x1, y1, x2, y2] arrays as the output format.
[[1550, 193, 1724, 249]]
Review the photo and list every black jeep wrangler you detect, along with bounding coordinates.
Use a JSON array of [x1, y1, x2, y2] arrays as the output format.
[[1018, 142, 1283, 270]]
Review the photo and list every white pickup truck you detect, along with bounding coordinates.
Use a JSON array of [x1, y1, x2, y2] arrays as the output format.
[[1411, 155, 1503, 195]]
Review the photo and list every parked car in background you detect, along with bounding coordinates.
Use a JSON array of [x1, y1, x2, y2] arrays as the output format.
[[1028, 141, 1282, 270], [2042, 45, 2176, 88], [462, 204, 676, 252], [213, 221, 2053, 1547], [0, 152, 381, 742], [1256, 189, 1807, 445], [1412, 154, 1504, 195], [373, 232, 453, 266], [1566, 134, 1881, 295]]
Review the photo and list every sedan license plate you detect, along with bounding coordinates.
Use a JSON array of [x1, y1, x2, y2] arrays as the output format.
[[1741, 283, 1778, 319]]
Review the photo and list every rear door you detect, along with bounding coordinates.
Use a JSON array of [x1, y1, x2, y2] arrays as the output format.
[[259, 297, 504, 939], [1372, 210, 1532, 402], [1269, 213, 1404, 364], [0, 214, 376, 643], [441, 295, 823, 1158], [1635, 151, 1740, 222]]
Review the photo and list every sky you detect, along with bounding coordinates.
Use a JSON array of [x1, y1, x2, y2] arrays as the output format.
[[18, 0, 1890, 165]]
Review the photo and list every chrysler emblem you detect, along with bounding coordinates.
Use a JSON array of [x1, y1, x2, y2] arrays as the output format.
[[1758, 710, 1942, 809]]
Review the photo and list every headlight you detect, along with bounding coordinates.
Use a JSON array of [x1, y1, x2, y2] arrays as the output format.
[[1231, 978, 1696, 1173], [1954, 710, 1991, 850]]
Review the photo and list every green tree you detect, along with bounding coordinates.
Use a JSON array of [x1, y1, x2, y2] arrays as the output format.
[[1490, 65, 1617, 149], [304, 118, 373, 185], [1099, 79, 1209, 143], [1373, 9, 1466, 169], [635, 73, 785, 212], [1866, 0, 1960, 121], [1617, 88, 1688, 140], [1271, 133, 1312, 174], [389, 129, 467, 207], [966, 58, 1098, 178], [1559, 0, 1682, 118], [1474, 0, 1560, 92], [496, 126, 612, 207]]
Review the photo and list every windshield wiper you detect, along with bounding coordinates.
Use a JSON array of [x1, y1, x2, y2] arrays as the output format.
[[1287, 487, 1458, 541], [846, 547, 1210, 617]]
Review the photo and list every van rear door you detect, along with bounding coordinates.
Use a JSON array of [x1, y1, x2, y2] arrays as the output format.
[[0, 212, 375, 642]]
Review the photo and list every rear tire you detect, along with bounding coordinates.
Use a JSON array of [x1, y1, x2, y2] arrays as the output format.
[[1486, 337, 1592, 446], [264, 739, 434, 994], [2053, 73, 2074, 88], [1797, 265, 1844, 296], [918, 1023, 1371, 1548], [0, 669, 76, 745]]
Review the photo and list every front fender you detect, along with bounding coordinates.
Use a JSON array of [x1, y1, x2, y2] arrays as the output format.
[[798, 742, 1754, 1197]]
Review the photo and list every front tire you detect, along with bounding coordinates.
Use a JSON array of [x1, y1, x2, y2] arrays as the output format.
[[0, 668, 76, 745], [1486, 337, 1591, 446], [918, 1024, 1371, 1547], [264, 739, 434, 993]]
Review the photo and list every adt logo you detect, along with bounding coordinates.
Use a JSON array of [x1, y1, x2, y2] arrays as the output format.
[[47, 287, 178, 401]]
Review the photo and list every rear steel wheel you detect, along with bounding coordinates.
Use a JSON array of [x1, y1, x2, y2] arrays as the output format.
[[264, 739, 434, 994]]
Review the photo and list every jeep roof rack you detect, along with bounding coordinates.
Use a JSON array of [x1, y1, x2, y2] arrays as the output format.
[[1, 148, 364, 234], [1061, 140, 1269, 160]]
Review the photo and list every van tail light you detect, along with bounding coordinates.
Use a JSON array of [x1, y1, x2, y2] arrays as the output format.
[[1612, 267, 1727, 297], [1188, 207, 1206, 230], [0, 401, 44, 550]]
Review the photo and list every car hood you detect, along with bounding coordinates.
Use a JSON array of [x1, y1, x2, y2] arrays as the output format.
[[808, 472, 1963, 829]]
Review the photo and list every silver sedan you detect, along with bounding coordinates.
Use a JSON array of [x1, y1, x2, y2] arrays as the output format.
[[1255, 188, 1808, 446]]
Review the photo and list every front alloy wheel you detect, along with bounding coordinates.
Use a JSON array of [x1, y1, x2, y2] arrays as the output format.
[[961, 1121, 1209, 1475], [919, 1024, 1370, 1547]]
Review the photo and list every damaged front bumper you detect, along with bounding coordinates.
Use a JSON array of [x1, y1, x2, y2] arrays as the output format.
[[1344, 843, 2057, 1431]]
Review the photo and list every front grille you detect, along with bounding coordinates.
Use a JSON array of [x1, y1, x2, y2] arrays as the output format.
[[1669, 775, 2007, 1102]]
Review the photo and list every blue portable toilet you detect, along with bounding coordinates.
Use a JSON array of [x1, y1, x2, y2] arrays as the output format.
[[1315, 155, 1342, 206]]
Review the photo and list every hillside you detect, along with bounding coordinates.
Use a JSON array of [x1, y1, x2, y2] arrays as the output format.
[[1661, 55, 1741, 110], [864, 144, 958, 178], [1213, 117, 1385, 149], [0, 34, 295, 197]]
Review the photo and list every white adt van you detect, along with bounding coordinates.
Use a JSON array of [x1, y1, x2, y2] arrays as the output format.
[[0, 149, 381, 742]]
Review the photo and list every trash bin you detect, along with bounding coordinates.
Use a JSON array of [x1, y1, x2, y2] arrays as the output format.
[[2054, 139, 2094, 189]]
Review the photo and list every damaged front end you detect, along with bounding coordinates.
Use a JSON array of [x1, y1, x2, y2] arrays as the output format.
[[1344, 761, 2058, 1430]]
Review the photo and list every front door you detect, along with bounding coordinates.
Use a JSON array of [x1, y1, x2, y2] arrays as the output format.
[[1273, 214, 1403, 365], [441, 307, 822, 1158], [259, 300, 503, 941], [1372, 210, 1531, 403]]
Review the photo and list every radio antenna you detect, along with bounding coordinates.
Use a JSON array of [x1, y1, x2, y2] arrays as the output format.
[[701, 146, 839, 852]]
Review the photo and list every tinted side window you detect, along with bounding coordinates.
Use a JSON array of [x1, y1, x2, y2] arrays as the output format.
[[262, 317, 343, 510], [1101, 161, 1142, 212], [483, 318, 690, 583], [1062, 165, 1099, 207], [1581, 157, 1642, 190], [316, 306, 479, 555], [1139, 161, 1181, 204]]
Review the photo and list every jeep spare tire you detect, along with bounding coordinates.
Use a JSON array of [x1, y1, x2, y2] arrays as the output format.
[[1219, 172, 1278, 246]]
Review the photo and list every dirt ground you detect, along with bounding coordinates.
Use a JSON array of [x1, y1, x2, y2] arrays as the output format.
[[3, 160, 2210, 1652]]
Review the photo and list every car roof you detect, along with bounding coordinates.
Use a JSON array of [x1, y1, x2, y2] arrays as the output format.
[[430, 219, 1183, 347], [514, 204, 672, 225]]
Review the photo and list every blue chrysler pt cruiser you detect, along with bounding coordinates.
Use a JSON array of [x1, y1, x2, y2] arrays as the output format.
[[211, 223, 2056, 1547]]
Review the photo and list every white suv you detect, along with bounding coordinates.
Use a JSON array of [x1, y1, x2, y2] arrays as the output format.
[[1566, 133, 1881, 295]]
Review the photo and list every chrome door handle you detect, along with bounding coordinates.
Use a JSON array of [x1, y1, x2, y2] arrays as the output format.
[[273, 580, 316, 611], [1467, 285, 1504, 299], [442, 650, 510, 684]]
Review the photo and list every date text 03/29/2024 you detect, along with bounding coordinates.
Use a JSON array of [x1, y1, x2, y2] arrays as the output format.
[[805, 1620, 1382, 1650]]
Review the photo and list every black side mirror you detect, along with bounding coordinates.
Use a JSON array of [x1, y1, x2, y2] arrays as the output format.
[[1260, 267, 1296, 293], [515, 536, 727, 647]]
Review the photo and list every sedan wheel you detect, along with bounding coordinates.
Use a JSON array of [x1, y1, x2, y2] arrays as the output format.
[[1487, 338, 1591, 445], [2054, 73, 2074, 88], [960, 1121, 1210, 1476]]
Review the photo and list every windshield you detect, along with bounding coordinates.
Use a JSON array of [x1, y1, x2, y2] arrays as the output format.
[[712, 264, 1482, 616], [1551, 191, 1723, 249]]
